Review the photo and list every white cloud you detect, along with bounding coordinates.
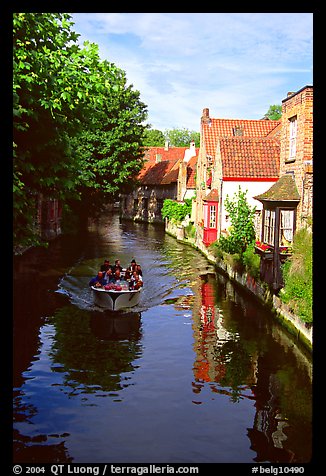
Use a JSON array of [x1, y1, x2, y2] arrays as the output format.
[[70, 12, 313, 131]]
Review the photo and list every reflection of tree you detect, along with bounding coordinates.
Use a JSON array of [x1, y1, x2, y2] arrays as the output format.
[[13, 428, 73, 463], [213, 340, 254, 402], [248, 364, 312, 463], [192, 275, 256, 401], [49, 306, 142, 394], [13, 391, 73, 463]]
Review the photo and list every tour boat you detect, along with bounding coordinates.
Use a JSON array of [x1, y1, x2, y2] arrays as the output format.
[[91, 284, 142, 311]]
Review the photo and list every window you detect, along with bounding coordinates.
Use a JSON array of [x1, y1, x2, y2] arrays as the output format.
[[288, 116, 297, 161], [209, 205, 216, 228], [233, 126, 243, 136], [263, 209, 275, 245], [279, 209, 294, 246]]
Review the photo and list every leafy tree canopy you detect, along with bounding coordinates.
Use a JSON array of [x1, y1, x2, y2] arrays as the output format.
[[13, 12, 148, 247], [164, 128, 200, 147], [143, 128, 165, 146], [265, 104, 282, 120]]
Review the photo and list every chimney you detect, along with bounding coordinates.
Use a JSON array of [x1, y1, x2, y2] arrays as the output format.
[[201, 107, 211, 125], [155, 154, 162, 163], [164, 140, 169, 151], [183, 140, 197, 163], [287, 92, 295, 97]]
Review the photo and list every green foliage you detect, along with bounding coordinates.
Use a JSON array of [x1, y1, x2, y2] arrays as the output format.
[[280, 228, 313, 323], [265, 104, 282, 120], [161, 199, 192, 223], [184, 223, 196, 239], [143, 128, 165, 146], [242, 242, 261, 279], [13, 12, 148, 248], [218, 187, 256, 255], [164, 128, 200, 147]]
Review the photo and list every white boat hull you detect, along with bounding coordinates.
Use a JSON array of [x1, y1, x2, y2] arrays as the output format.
[[91, 286, 142, 311]]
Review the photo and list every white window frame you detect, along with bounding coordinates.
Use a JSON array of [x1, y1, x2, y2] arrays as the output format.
[[209, 205, 216, 228], [263, 209, 275, 246], [279, 209, 294, 246], [288, 116, 297, 161]]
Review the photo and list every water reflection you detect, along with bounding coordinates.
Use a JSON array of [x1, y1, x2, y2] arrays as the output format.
[[192, 274, 256, 402], [49, 306, 142, 396], [13, 214, 312, 463], [191, 271, 312, 462]]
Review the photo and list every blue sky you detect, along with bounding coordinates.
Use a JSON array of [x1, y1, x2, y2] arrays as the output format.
[[70, 13, 313, 132]]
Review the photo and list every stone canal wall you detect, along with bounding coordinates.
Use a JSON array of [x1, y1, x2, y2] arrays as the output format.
[[165, 219, 312, 350]]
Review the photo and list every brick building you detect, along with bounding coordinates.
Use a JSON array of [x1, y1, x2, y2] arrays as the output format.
[[120, 142, 198, 223], [254, 85, 313, 290], [279, 85, 313, 228], [193, 110, 281, 247]]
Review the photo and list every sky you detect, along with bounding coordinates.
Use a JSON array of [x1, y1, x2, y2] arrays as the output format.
[[70, 12, 313, 132]]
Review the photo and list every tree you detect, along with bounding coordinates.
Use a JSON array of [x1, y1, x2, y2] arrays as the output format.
[[13, 13, 148, 247], [143, 128, 165, 146], [218, 187, 256, 254], [164, 128, 200, 147], [265, 104, 282, 120]]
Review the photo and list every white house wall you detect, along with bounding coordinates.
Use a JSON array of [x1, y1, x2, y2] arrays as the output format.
[[221, 180, 277, 235]]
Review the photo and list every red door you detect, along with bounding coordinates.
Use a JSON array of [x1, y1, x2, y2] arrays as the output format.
[[203, 200, 218, 246]]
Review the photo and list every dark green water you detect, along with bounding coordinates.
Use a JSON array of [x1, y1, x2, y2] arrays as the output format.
[[13, 213, 312, 463]]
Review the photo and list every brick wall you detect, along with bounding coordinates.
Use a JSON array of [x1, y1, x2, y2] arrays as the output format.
[[280, 86, 313, 228]]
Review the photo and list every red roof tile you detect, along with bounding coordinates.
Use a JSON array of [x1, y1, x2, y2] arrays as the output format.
[[138, 146, 199, 186], [203, 118, 281, 156], [186, 155, 197, 188], [219, 137, 280, 178]]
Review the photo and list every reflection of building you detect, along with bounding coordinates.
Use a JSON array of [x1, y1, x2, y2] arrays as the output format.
[[192, 275, 233, 385]]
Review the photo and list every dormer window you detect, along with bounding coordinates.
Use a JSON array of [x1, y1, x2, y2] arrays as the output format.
[[233, 126, 244, 136]]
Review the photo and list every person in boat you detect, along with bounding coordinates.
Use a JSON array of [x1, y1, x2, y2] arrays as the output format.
[[129, 271, 143, 290], [113, 268, 122, 284], [112, 259, 123, 274], [135, 264, 143, 276], [103, 268, 114, 284], [128, 259, 137, 273], [100, 259, 112, 273], [89, 271, 105, 288]]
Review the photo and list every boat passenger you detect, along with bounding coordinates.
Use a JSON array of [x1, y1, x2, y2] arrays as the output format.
[[135, 264, 143, 276], [100, 259, 112, 273], [113, 268, 122, 284], [129, 271, 143, 290], [89, 271, 105, 288], [112, 259, 123, 274], [104, 268, 114, 283], [128, 259, 137, 272]]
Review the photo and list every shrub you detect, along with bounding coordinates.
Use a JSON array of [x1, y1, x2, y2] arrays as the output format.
[[161, 198, 192, 223], [242, 242, 261, 279], [218, 187, 256, 255], [280, 228, 312, 323]]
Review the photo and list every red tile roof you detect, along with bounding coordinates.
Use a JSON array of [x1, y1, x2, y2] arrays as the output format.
[[220, 137, 280, 179], [202, 118, 281, 156], [186, 155, 197, 188], [139, 146, 199, 186]]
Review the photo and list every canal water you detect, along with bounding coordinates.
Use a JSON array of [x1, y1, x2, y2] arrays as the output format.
[[13, 213, 312, 464]]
